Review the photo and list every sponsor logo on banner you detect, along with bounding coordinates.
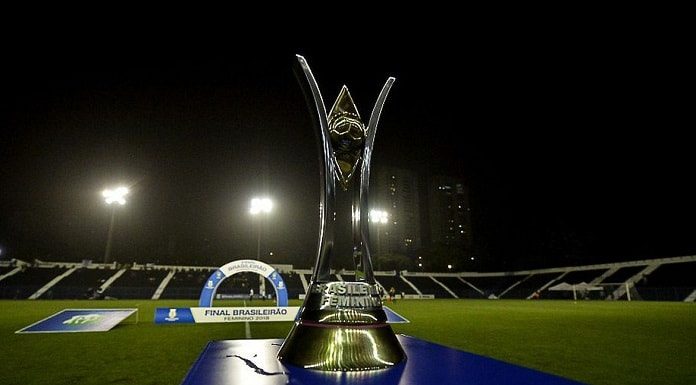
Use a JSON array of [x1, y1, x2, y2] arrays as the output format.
[[165, 309, 179, 321], [62, 314, 102, 325]]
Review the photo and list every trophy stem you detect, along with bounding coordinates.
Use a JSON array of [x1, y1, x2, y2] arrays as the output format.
[[294, 54, 335, 283], [352, 184, 367, 281], [358, 77, 395, 283]]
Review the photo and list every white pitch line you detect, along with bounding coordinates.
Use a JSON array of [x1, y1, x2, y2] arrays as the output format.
[[243, 300, 251, 339]]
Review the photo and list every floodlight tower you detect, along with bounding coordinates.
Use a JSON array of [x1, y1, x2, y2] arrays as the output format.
[[249, 197, 273, 260], [369, 209, 389, 258], [102, 186, 129, 264], [250, 197, 273, 299]]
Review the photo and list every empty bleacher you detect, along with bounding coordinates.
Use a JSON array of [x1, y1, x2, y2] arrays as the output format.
[[636, 262, 696, 301], [502, 272, 562, 299], [104, 269, 168, 299], [283, 271, 305, 299], [0, 266, 64, 299], [376, 274, 418, 296], [437, 276, 485, 298], [463, 275, 522, 298], [2, 256, 695, 301], [406, 276, 455, 298], [47, 267, 117, 299], [160, 270, 212, 299], [159, 269, 305, 300], [216, 272, 260, 297]]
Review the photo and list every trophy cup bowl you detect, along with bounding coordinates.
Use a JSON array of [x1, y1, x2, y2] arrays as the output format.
[[277, 55, 406, 371]]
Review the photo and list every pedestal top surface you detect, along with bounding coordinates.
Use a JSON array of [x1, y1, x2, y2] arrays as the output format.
[[181, 335, 585, 385]]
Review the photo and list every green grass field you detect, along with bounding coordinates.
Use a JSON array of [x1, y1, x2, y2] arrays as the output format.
[[1, 299, 694, 385]]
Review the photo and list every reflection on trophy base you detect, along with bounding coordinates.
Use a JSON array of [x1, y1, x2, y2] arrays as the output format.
[[278, 320, 406, 371], [278, 281, 406, 371]]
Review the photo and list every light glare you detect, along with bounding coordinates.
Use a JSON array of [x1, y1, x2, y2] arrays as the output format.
[[103, 186, 129, 205], [369, 209, 389, 224], [250, 197, 273, 215]]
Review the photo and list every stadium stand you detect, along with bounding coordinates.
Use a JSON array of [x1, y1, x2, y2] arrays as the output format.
[[0, 266, 66, 299], [47, 267, 118, 299], [283, 271, 305, 300], [0, 266, 14, 276], [376, 274, 418, 296], [436, 276, 485, 298], [405, 275, 455, 298], [104, 268, 168, 299], [160, 270, 213, 299], [2, 255, 695, 301], [635, 261, 696, 301], [216, 272, 260, 297], [461, 275, 522, 298], [502, 272, 562, 299]]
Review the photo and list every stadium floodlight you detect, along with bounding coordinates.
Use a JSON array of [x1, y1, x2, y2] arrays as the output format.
[[249, 197, 273, 215], [369, 209, 389, 224], [102, 186, 130, 263], [103, 187, 129, 205], [250, 197, 273, 260], [369, 209, 389, 256]]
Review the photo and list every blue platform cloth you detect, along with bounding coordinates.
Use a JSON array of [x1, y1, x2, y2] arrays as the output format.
[[181, 335, 585, 385]]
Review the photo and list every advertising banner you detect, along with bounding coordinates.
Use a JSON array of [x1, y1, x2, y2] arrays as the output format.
[[16, 309, 137, 334], [155, 307, 300, 324]]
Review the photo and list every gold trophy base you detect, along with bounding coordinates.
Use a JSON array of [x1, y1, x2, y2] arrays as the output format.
[[278, 321, 406, 371]]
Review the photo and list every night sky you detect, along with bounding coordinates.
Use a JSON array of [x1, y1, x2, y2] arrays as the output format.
[[0, 34, 693, 271]]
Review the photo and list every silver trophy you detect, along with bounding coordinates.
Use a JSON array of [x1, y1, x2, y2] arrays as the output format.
[[277, 55, 406, 371]]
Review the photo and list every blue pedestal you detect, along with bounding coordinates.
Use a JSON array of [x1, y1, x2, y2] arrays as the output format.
[[181, 335, 585, 385]]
